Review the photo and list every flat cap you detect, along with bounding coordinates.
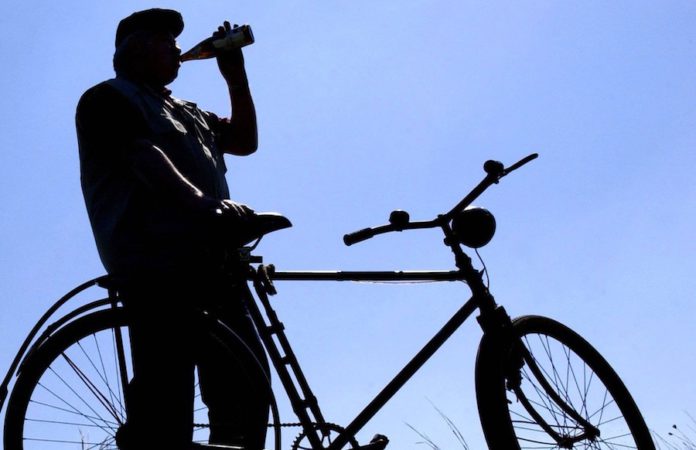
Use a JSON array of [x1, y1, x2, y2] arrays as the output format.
[[115, 8, 184, 47]]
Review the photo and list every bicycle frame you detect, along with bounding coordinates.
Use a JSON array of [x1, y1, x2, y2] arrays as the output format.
[[241, 221, 508, 450]]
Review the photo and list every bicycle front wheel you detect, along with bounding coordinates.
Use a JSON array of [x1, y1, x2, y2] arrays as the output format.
[[475, 315, 655, 450]]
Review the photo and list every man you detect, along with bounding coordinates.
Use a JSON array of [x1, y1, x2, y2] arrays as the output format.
[[76, 8, 269, 450]]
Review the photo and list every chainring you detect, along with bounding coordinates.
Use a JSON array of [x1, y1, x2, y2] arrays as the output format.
[[291, 423, 359, 450]]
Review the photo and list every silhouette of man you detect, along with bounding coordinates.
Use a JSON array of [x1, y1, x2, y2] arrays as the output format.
[[76, 8, 269, 450]]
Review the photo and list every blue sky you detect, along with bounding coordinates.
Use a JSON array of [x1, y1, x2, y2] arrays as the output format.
[[1, 1, 695, 448]]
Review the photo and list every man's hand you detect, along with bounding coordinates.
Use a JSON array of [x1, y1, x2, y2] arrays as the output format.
[[188, 193, 254, 225], [207, 199, 258, 247], [217, 199, 255, 220], [213, 21, 248, 85]]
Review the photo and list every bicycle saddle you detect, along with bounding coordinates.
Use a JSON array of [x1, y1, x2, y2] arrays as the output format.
[[235, 212, 292, 246]]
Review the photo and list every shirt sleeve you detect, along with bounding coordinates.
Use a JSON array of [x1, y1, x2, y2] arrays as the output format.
[[75, 83, 148, 166], [198, 109, 231, 153]]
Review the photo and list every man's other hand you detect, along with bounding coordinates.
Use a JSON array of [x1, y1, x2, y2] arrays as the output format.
[[213, 21, 247, 85]]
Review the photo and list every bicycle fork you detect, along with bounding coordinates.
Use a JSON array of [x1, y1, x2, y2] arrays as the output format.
[[505, 342, 601, 448], [480, 309, 601, 449]]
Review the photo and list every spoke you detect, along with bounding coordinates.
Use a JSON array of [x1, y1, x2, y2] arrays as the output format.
[[60, 351, 123, 423], [88, 437, 118, 450], [510, 409, 536, 424], [84, 435, 118, 450], [522, 392, 563, 421], [592, 438, 633, 450], [538, 335, 566, 396], [78, 338, 127, 421], [583, 356, 592, 419], [523, 336, 567, 429], [37, 376, 117, 435], [516, 434, 558, 446], [596, 414, 628, 428], [596, 433, 638, 448], [111, 329, 127, 416], [564, 342, 588, 419], [25, 417, 115, 428], [23, 436, 116, 447], [542, 336, 569, 405], [582, 394, 617, 424], [28, 399, 119, 426], [512, 420, 583, 435], [596, 385, 610, 427], [519, 365, 566, 433], [88, 330, 126, 417]]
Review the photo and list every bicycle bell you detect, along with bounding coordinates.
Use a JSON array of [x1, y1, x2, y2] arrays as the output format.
[[451, 206, 496, 248]]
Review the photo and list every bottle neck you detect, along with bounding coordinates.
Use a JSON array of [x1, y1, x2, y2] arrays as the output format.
[[180, 36, 216, 62]]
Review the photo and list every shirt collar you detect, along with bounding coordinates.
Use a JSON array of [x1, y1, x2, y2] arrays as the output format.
[[117, 75, 172, 98]]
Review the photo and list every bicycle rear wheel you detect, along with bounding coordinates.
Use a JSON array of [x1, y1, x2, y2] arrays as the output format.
[[3, 308, 214, 450], [475, 315, 655, 450]]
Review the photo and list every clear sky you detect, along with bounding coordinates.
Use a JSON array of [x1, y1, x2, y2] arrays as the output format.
[[1, 1, 695, 449]]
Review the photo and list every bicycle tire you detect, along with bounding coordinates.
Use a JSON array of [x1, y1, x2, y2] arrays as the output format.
[[3, 307, 273, 450], [475, 315, 655, 450]]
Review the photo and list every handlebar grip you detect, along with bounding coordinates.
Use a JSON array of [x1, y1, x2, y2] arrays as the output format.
[[343, 227, 376, 246]]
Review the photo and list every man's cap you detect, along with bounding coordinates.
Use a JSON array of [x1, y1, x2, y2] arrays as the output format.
[[115, 8, 184, 47]]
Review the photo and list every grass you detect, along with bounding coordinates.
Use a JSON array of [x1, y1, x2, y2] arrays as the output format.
[[405, 402, 469, 449], [408, 406, 696, 450], [654, 413, 696, 450]]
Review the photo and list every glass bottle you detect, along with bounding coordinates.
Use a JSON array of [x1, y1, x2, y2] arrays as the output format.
[[180, 24, 254, 62]]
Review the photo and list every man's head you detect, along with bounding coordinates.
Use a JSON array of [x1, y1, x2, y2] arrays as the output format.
[[113, 9, 184, 87]]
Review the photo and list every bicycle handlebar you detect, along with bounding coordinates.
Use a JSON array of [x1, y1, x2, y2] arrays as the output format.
[[343, 219, 438, 246], [343, 153, 538, 246]]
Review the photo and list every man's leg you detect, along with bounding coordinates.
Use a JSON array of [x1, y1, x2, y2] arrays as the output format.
[[119, 283, 197, 450]]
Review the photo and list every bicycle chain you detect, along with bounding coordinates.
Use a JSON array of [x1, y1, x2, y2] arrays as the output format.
[[193, 421, 337, 429], [193, 421, 358, 450]]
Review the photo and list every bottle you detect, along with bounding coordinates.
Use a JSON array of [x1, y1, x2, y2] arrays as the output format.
[[180, 24, 254, 62]]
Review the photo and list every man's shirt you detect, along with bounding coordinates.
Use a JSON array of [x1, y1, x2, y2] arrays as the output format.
[[76, 77, 231, 278]]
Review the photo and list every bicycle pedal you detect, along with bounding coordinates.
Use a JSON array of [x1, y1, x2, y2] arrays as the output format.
[[355, 434, 389, 450]]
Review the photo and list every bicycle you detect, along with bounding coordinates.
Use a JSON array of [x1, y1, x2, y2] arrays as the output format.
[[0, 154, 656, 450]]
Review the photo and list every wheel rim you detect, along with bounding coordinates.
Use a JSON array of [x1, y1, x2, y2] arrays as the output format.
[[507, 331, 640, 449]]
